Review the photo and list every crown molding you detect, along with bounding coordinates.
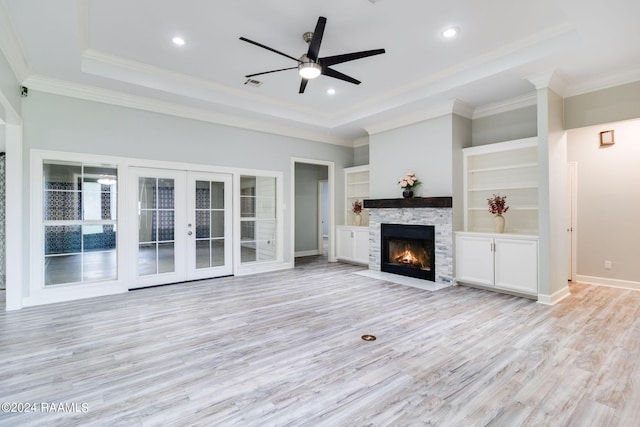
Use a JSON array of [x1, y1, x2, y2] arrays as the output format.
[[0, 0, 30, 82], [472, 92, 537, 119], [525, 69, 569, 96], [23, 75, 354, 147], [353, 136, 369, 147], [80, 49, 336, 127]]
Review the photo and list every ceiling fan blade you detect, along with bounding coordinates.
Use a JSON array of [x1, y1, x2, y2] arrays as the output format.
[[322, 67, 361, 85], [307, 16, 327, 61], [320, 49, 386, 67], [299, 79, 309, 94], [239, 37, 301, 63], [245, 66, 298, 78]]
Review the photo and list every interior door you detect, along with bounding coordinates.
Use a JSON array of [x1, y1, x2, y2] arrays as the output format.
[[187, 172, 233, 280], [130, 168, 186, 289]]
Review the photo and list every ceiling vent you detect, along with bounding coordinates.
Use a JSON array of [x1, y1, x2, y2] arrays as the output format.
[[244, 78, 262, 87]]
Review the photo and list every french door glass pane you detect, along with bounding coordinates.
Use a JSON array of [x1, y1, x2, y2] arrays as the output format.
[[211, 240, 225, 267], [45, 254, 82, 286], [211, 211, 224, 237], [137, 177, 176, 276], [195, 240, 210, 269], [211, 182, 224, 209], [158, 242, 175, 274], [138, 243, 157, 276]]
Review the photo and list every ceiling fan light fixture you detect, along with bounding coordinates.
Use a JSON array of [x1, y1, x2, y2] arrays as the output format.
[[298, 62, 321, 79]]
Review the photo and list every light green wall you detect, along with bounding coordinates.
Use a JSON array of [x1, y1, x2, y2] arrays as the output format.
[[565, 81, 640, 129], [472, 105, 537, 146], [353, 144, 369, 166]]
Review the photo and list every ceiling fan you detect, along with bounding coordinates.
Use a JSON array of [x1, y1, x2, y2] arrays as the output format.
[[240, 16, 385, 94]]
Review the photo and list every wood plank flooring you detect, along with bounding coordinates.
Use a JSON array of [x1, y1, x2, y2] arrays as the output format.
[[1, 256, 640, 426]]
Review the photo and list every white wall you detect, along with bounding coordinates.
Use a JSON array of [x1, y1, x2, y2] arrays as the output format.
[[567, 119, 640, 287], [369, 114, 453, 198]]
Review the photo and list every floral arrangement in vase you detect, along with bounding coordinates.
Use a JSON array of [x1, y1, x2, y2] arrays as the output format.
[[352, 200, 363, 214], [352, 200, 363, 226], [487, 194, 509, 215], [487, 194, 508, 233], [398, 173, 421, 198]]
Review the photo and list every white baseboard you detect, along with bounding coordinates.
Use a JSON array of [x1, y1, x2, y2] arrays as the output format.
[[575, 275, 640, 291], [536, 285, 571, 305], [295, 250, 319, 258]]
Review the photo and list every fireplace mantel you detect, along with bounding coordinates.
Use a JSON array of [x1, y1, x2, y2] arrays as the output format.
[[363, 197, 452, 209]]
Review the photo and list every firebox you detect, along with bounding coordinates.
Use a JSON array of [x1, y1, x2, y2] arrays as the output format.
[[381, 223, 435, 281]]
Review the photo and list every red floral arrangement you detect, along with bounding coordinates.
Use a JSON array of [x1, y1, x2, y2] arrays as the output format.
[[487, 194, 509, 215], [352, 200, 363, 214]]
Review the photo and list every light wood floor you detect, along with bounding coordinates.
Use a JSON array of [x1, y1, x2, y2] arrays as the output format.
[[1, 257, 639, 426]]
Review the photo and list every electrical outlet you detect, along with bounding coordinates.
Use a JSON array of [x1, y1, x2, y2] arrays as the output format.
[[605, 260, 612, 270]]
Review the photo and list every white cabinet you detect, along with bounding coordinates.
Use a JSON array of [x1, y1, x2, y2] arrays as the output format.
[[456, 232, 538, 297], [336, 226, 369, 265], [463, 137, 538, 235]]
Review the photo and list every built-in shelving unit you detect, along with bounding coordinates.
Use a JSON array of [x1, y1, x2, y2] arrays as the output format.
[[337, 165, 370, 265], [344, 165, 369, 226], [463, 137, 538, 235], [457, 137, 540, 299]]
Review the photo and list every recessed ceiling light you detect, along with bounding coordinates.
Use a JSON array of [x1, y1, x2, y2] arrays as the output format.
[[172, 36, 186, 46], [441, 26, 460, 38], [327, 88, 336, 95]]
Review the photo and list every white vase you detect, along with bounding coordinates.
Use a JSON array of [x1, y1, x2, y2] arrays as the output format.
[[354, 213, 362, 226], [494, 214, 505, 233]]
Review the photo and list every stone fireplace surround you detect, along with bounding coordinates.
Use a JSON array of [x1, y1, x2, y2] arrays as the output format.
[[363, 197, 453, 287]]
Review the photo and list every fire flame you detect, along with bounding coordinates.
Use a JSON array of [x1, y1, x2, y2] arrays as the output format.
[[396, 250, 419, 265]]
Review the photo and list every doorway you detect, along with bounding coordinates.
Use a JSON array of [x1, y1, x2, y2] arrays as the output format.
[[292, 158, 335, 262], [130, 168, 232, 289]]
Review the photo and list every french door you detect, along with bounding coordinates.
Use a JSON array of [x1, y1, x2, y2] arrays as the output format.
[[129, 168, 232, 288]]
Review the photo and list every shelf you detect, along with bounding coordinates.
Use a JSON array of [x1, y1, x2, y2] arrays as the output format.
[[468, 184, 538, 192], [463, 138, 539, 235], [468, 206, 538, 211], [468, 162, 538, 173]]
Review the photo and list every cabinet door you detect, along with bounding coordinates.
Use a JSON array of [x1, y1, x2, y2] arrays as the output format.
[[353, 229, 370, 264], [494, 238, 537, 295], [456, 235, 494, 287], [336, 227, 354, 260]]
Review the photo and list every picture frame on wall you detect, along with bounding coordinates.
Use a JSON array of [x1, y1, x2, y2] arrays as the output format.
[[600, 130, 615, 146]]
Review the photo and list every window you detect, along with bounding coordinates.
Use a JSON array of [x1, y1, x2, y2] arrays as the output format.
[[43, 161, 118, 285], [240, 176, 277, 262]]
